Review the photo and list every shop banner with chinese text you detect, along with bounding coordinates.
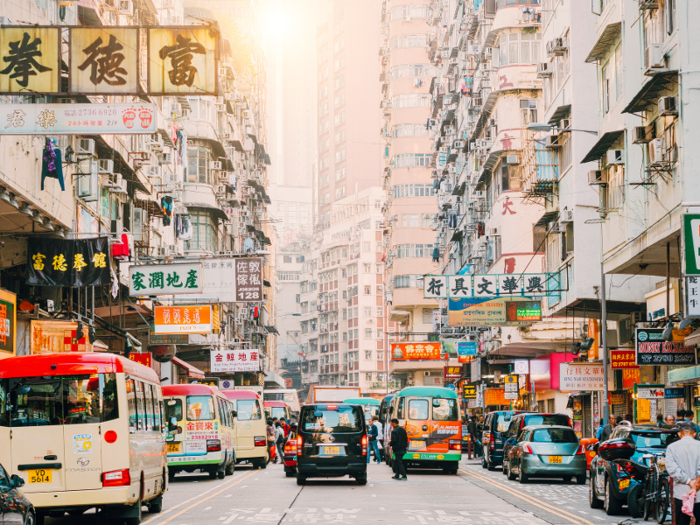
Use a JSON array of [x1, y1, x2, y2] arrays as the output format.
[[27, 237, 110, 286], [211, 349, 260, 372], [559, 363, 605, 391], [154, 305, 212, 334], [129, 262, 202, 296], [611, 350, 639, 369], [390, 342, 446, 361]]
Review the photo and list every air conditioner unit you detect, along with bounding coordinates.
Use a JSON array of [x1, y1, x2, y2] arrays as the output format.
[[148, 135, 164, 153], [445, 126, 455, 135], [209, 161, 223, 171], [606, 149, 624, 165], [76, 138, 95, 156], [560, 118, 571, 130], [659, 96, 678, 116], [545, 135, 561, 149], [645, 43, 665, 73], [488, 118, 497, 128], [439, 146, 449, 153], [536, 62, 553, 77], [488, 227, 499, 236], [98, 159, 114, 174], [588, 170, 607, 185], [633, 126, 652, 144], [649, 137, 664, 164], [171, 103, 183, 117], [77, 165, 98, 202], [548, 37, 568, 56], [159, 152, 173, 165], [474, 190, 485, 200], [506, 155, 520, 165], [110, 219, 123, 234], [559, 208, 574, 223], [118, 0, 131, 14], [452, 140, 464, 149], [428, 119, 437, 127]]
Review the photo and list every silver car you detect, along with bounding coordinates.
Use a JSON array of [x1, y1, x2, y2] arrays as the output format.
[[505, 425, 587, 484]]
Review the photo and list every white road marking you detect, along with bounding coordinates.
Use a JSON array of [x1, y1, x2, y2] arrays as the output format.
[[204, 507, 211, 511]]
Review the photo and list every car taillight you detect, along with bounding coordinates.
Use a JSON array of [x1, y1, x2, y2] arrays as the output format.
[[576, 444, 585, 455], [522, 443, 533, 455], [489, 433, 495, 450], [449, 439, 461, 451], [207, 439, 221, 452], [361, 435, 367, 455], [254, 436, 266, 447], [103, 469, 130, 487], [284, 438, 298, 455], [568, 417, 573, 428]]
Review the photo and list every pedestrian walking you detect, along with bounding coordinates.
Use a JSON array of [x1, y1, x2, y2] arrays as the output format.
[[367, 416, 381, 464], [280, 417, 290, 438], [275, 421, 285, 461], [665, 421, 700, 525], [667, 415, 677, 426], [467, 417, 481, 458], [600, 415, 617, 442], [375, 416, 384, 456], [389, 418, 408, 480], [596, 419, 605, 440], [266, 418, 277, 463]]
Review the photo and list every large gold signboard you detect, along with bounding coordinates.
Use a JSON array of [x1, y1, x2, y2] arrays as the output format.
[[148, 27, 217, 95], [70, 27, 139, 94], [0, 27, 60, 93]]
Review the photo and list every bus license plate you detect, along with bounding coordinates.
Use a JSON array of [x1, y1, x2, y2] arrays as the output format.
[[409, 441, 425, 450], [167, 443, 181, 453], [29, 469, 52, 483], [548, 456, 562, 463], [323, 446, 340, 455]]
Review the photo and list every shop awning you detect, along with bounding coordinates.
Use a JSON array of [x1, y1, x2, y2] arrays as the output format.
[[265, 325, 279, 335], [585, 22, 622, 63], [172, 357, 205, 379], [622, 71, 678, 114], [548, 104, 572, 126], [581, 130, 624, 164], [182, 203, 229, 222]]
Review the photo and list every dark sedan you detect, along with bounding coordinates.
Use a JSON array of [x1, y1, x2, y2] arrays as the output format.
[[0, 463, 35, 525]]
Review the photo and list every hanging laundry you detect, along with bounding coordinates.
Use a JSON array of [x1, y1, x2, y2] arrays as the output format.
[[180, 215, 192, 241], [243, 237, 255, 253], [477, 221, 485, 237], [161, 196, 173, 226], [432, 247, 440, 263], [433, 178, 440, 190], [41, 138, 65, 191], [112, 233, 130, 259]]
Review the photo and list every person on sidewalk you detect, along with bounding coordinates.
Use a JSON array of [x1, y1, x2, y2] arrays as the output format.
[[389, 418, 408, 480], [685, 410, 700, 437], [367, 417, 381, 464], [665, 421, 700, 525], [266, 418, 277, 463], [600, 415, 617, 442], [275, 421, 285, 462], [375, 416, 384, 460]]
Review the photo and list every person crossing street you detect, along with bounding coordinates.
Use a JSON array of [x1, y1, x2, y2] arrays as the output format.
[[367, 416, 381, 464], [389, 418, 408, 480]]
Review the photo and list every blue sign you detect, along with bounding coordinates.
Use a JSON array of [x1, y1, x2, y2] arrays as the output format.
[[665, 387, 685, 399], [222, 380, 232, 389], [446, 384, 456, 392], [457, 342, 477, 356]]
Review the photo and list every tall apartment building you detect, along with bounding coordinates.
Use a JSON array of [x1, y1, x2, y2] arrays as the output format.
[[379, 0, 442, 387], [316, 0, 382, 230]]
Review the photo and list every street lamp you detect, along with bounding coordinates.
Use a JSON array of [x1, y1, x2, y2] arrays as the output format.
[[525, 122, 599, 136]]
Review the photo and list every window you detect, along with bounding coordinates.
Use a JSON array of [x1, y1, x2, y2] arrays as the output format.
[[422, 308, 434, 324], [301, 406, 362, 432], [395, 244, 433, 258], [390, 34, 428, 49], [187, 146, 210, 184], [364, 307, 372, 316], [389, 4, 431, 20], [144, 384, 155, 431], [283, 255, 292, 263], [377, 307, 383, 317], [392, 93, 431, 108], [127, 379, 137, 431], [363, 241, 370, 252], [499, 32, 541, 67], [187, 395, 215, 420], [334, 185, 346, 200], [363, 264, 371, 273], [185, 211, 218, 252], [392, 123, 431, 138], [601, 62, 610, 115], [614, 44, 623, 101], [365, 350, 373, 359], [364, 285, 371, 295], [606, 163, 625, 210], [393, 275, 422, 288], [365, 329, 372, 339], [391, 156, 432, 169], [558, 131, 572, 173], [433, 399, 459, 421], [501, 163, 523, 191], [520, 100, 538, 126], [408, 399, 429, 420]]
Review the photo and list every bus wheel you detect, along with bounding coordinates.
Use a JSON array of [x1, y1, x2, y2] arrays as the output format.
[[147, 495, 163, 514], [209, 470, 217, 479], [226, 460, 235, 476], [168, 470, 176, 482], [217, 468, 226, 480], [124, 498, 142, 525]]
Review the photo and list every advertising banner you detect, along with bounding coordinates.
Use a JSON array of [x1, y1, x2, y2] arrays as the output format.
[[128, 352, 152, 368], [637, 386, 665, 399], [30, 320, 92, 353], [444, 366, 462, 380], [200, 257, 264, 303], [484, 388, 508, 406], [0, 27, 60, 93], [0, 289, 16, 358], [70, 28, 139, 94], [622, 369, 641, 389], [559, 363, 605, 391], [505, 301, 542, 322], [425, 273, 553, 298], [27, 237, 110, 287], [448, 297, 540, 327], [390, 342, 446, 361], [0, 103, 157, 135], [211, 349, 260, 372], [154, 305, 212, 334], [611, 350, 639, 369], [456, 341, 477, 363], [129, 262, 202, 296], [636, 327, 697, 365]]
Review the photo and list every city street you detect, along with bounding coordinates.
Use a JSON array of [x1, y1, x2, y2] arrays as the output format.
[[42, 459, 630, 525]]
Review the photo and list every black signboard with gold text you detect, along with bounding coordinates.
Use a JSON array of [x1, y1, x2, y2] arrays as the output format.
[[27, 237, 110, 286]]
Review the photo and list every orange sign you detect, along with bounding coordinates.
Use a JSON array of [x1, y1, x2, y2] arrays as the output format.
[[390, 342, 445, 361], [611, 350, 639, 369], [622, 368, 641, 389], [154, 305, 212, 334], [484, 388, 508, 406], [129, 352, 152, 368], [587, 319, 600, 361]]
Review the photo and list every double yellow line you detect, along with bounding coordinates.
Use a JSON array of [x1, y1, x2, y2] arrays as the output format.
[[460, 467, 597, 525]]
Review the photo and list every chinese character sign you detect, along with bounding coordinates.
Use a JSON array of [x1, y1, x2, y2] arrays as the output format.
[[149, 27, 216, 94], [636, 328, 697, 365], [687, 276, 700, 316], [70, 28, 139, 94], [390, 342, 446, 361], [154, 305, 212, 334], [211, 349, 260, 372], [0, 27, 59, 93], [423, 275, 447, 299], [0, 289, 16, 358], [128, 352, 152, 368], [27, 237, 110, 287], [129, 262, 202, 296], [234, 258, 263, 302], [559, 363, 605, 391], [198, 257, 263, 303], [0, 103, 157, 135], [610, 350, 639, 369]]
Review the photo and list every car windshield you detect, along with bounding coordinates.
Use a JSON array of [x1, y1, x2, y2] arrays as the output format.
[[495, 413, 513, 432], [165, 398, 183, 422], [301, 407, 363, 432], [532, 428, 578, 443], [524, 414, 569, 426], [236, 400, 262, 420], [631, 432, 676, 449], [3, 374, 119, 427]]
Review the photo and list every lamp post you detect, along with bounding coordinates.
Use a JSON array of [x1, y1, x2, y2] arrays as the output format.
[[525, 122, 609, 424]]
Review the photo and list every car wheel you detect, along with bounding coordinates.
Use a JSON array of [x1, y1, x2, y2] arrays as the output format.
[[25, 510, 35, 525], [502, 459, 508, 475], [356, 475, 367, 486], [628, 483, 645, 519], [507, 461, 517, 481], [590, 473, 604, 508], [576, 475, 586, 485], [482, 457, 488, 469], [604, 477, 622, 515], [285, 470, 295, 478], [487, 460, 496, 471], [296, 474, 306, 486], [519, 464, 528, 484]]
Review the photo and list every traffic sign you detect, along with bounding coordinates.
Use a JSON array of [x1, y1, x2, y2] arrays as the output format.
[[505, 382, 518, 393], [504, 375, 517, 384], [504, 392, 518, 400]]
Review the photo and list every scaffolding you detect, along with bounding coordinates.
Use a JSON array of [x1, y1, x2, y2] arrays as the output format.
[[521, 129, 559, 204]]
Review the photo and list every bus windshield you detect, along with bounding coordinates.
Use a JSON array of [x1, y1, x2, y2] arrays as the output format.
[[269, 407, 286, 420], [3, 374, 119, 427], [186, 396, 215, 421], [236, 400, 262, 420]]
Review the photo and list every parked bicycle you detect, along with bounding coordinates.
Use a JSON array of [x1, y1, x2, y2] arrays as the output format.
[[633, 453, 670, 524]]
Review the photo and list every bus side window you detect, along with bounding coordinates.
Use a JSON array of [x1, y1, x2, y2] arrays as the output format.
[[135, 381, 147, 431], [144, 384, 155, 431], [154, 386, 163, 430], [217, 398, 227, 427], [126, 379, 137, 433], [397, 398, 405, 419]]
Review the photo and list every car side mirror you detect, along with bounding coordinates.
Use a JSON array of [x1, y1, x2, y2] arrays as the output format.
[[10, 474, 24, 488], [232, 410, 238, 419]]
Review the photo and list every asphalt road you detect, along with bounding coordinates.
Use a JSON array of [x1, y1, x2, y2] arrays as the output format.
[[41, 457, 645, 525]]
